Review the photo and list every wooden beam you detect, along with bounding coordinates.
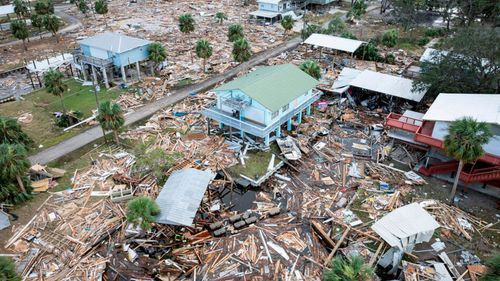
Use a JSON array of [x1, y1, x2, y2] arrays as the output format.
[[324, 226, 350, 266]]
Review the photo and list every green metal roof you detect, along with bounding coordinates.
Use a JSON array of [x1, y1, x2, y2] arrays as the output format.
[[214, 64, 319, 112]]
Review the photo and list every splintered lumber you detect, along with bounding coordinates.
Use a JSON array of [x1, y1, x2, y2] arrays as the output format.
[[331, 219, 382, 242], [369, 242, 385, 266], [324, 226, 350, 266], [311, 221, 335, 248]]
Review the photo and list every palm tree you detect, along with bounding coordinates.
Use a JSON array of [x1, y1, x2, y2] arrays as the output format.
[[13, 0, 29, 20], [215, 12, 227, 24], [94, 0, 108, 25], [148, 42, 167, 75], [31, 14, 44, 39], [0, 117, 33, 147], [178, 13, 195, 62], [126, 196, 160, 230], [43, 69, 68, 116], [281, 15, 294, 34], [43, 14, 60, 42], [0, 143, 30, 194], [77, 0, 89, 16], [444, 117, 492, 204], [195, 39, 213, 73], [232, 38, 252, 63], [34, 0, 54, 15], [0, 256, 21, 281], [323, 256, 374, 281], [10, 20, 29, 51], [228, 23, 244, 42], [300, 60, 321, 80], [97, 101, 125, 144]]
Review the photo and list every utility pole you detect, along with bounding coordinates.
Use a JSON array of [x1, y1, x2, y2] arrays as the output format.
[[91, 70, 107, 143]]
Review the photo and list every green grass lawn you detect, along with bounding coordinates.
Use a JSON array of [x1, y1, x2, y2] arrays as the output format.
[[0, 78, 122, 153], [229, 143, 281, 180]]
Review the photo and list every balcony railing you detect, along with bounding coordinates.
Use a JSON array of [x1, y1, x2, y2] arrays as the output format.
[[202, 90, 322, 138], [385, 112, 422, 133], [72, 49, 113, 67], [415, 121, 443, 148]]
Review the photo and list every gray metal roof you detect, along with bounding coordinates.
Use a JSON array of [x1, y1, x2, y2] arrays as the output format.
[[156, 168, 215, 226], [78, 32, 151, 53]]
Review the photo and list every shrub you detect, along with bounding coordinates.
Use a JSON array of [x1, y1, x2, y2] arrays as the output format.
[[382, 29, 399, 47], [340, 31, 357, 40], [418, 36, 430, 46], [302, 24, 325, 39], [126, 197, 160, 231], [0, 257, 21, 281], [424, 27, 446, 38], [354, 42, 382, 61], [324, 256, 374, 281], [385, 53, 396, 64], [54, 111, 83, 128], [481, 253, 500, 281], [327, 16, 345, 34], [133, 144, 181, 184]]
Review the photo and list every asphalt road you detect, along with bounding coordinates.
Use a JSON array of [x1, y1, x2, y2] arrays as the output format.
[[29, 36, 303, 165]]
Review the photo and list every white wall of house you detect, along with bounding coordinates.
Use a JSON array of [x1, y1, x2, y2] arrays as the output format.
[[431, 121, 500, 156]]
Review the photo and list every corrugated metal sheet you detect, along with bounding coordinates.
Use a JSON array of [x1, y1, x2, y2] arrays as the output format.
[[349, 70, 427, 102], [0, 211, 10, 230], [371, 203, 440, 251], [156, 168, 215, 226], [331, 67, 362, 94], [78, 32, 151, 53], [304, 34, 365, 53], [423, 93, 500, 124]]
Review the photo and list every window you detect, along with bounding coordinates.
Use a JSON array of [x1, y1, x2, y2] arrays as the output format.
[[281, 104, 289, 112], [271, 111, 279, 119]]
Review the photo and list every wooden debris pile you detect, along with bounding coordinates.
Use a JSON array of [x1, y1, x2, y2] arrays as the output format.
[[6, 192, 125, 280], [422, 200, 491, 241]]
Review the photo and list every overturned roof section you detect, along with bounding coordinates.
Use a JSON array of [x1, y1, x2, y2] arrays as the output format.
[[349, 70, 427, 102], [304, 34, 365, 53], [156, 168, 215, 226], [214, 64, 319, 112], [331, 67, 362, 94], [419, 48, 448, 63], [423, 93, 500, 125], [372, 203, 440, 251], [78, 32, 151, 53]]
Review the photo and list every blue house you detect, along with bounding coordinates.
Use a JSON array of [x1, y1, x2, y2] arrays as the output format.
[[202, 64, 322, 146], [73, 32, 152, 87]]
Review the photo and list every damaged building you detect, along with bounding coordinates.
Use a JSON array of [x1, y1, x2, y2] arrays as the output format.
[[202, 63, 321, 146], [386, 93, 500, 197]]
